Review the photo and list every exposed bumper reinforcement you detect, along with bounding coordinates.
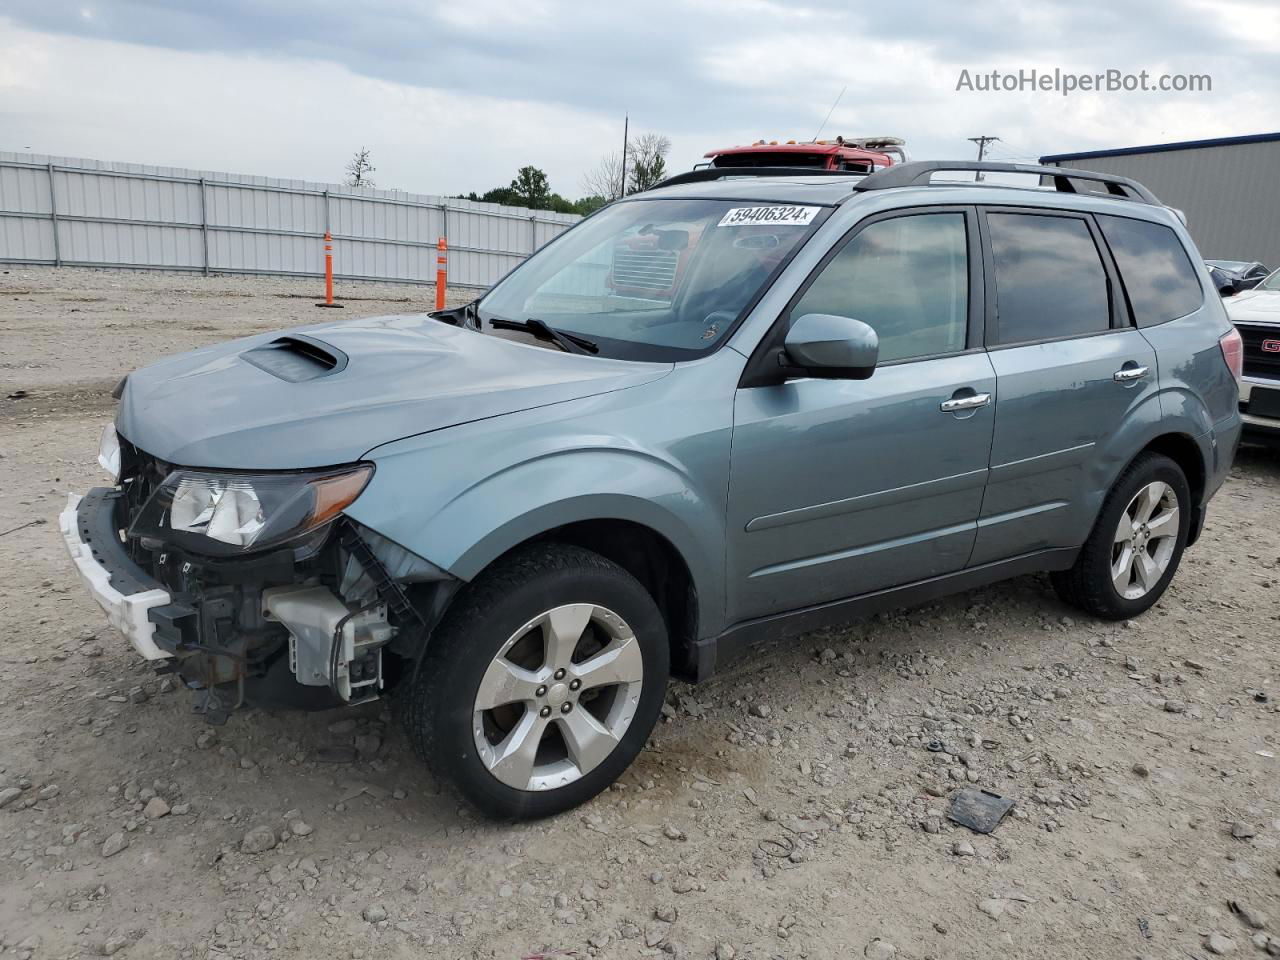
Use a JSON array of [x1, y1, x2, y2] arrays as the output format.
[[59, 489, 174, 661]]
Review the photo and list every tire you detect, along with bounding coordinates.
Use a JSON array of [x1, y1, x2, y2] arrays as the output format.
[[1051, 452, 1191, 620], [402, 542, 669, 819]]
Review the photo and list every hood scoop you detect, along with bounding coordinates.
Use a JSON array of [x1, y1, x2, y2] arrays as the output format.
[[240, 334, 349, 382]]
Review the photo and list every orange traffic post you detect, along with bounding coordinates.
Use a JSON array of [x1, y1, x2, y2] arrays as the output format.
[[315, 231, 343, 308], [435, 237, 447, 310]]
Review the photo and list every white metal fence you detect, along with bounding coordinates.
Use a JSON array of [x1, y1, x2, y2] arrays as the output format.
[[0, 152, 582, 289]]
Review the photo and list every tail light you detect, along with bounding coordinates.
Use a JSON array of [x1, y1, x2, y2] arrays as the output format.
[[1219, 327, 1243, 382]]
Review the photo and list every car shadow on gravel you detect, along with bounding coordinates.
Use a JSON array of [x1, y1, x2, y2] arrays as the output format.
[[1233, 441, 1280, 477]]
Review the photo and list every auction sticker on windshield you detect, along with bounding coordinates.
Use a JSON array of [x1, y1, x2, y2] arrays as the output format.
[[717, 205, 821, 227]]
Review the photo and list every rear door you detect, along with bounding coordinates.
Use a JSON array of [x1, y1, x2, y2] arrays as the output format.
[[971, 207, 1159, 565]]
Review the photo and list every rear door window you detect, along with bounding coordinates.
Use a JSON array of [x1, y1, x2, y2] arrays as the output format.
[[1096, 214, 1203, 326], [986, 212, 1111, 345]]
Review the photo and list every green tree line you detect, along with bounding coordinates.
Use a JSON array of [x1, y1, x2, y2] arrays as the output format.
[[458, 166, 607, 216], [461, 133, 673, 216]]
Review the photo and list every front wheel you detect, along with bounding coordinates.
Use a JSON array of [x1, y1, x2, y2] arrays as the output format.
[[1051, 452, 1191, 620], [402, 543, 669, 819]]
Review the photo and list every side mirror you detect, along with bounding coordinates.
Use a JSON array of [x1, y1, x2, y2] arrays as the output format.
[[783, 313, 879, 380]]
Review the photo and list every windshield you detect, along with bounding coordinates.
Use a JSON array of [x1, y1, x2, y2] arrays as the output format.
[[1257, 269, 1280, 292], [1207, 260, 1249, 272], [478, 197, 829, 360]]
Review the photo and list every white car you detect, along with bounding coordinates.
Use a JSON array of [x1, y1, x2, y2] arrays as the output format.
[[1225, 269, 1280, 442]]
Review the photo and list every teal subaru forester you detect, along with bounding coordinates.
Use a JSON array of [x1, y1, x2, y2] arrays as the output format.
[[64, 161, 1241, 817]]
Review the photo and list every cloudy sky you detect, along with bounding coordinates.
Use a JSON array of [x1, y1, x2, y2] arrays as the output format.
[[1, 0, 1277, 198]]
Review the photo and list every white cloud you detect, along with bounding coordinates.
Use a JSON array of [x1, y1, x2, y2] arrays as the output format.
[[0, 20, 618, 195], [1, 1, 1277, 196]]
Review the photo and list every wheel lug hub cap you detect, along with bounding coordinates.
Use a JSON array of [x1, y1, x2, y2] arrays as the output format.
[[545, 681, 571, 708]]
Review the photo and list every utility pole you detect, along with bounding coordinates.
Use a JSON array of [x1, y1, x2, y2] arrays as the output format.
[[619, 114, 629, 199], [968, 136, 999, 180]]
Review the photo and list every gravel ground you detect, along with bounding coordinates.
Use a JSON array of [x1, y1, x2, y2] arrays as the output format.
[[1, 266, 1278, 960]]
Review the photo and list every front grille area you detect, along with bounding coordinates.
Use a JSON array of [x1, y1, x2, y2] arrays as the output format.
[[118, 438, 172, 538], [612, 248, 679, 293], [1236, 323, 1280, 380]]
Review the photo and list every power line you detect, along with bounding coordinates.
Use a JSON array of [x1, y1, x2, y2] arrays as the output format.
[[986, 136, 1040, 163]]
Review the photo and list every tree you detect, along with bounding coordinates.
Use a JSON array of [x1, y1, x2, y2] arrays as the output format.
[[508, 166, 552, 209], [583, 132, 672, 200], [627, 133, 671, 193], [481, 186, 520, 205], [572, 195, 608, 216], [582, 151, 625, 202], [345, 147, 376, 188], [460, 168, 605, 215]]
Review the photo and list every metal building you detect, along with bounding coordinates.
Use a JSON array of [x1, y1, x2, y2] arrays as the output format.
[[1040, 132, 1280, 269]]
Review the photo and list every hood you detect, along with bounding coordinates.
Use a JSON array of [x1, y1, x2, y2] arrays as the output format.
[[1226, 289, 1280, 327], [117, 314, 671, 469]]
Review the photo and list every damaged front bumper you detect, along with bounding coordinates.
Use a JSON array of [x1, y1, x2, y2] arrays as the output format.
[[60, 486, 449, 723], [60, 489, 182, 661]]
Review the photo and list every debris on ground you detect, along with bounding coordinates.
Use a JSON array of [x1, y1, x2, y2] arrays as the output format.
[[947, 787, 1017, 834]]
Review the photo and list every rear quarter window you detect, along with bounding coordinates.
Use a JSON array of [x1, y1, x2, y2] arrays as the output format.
[[1096, 215, 1204, 326]]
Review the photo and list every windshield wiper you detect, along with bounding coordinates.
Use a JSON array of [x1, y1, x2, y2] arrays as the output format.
[[489, 318, 599, 355]]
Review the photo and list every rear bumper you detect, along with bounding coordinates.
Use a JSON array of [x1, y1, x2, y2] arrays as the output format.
[[59, 489, 179, 660], [1185, 411, 1242, 547]]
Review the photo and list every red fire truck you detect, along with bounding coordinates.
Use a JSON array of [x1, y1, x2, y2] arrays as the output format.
[[697, 136, 909, 173], [609, 138, 909, 299]]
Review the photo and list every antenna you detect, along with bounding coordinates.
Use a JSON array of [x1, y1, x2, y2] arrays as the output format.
[[620, 113, 629, 199], [813, 86, 847, 142]]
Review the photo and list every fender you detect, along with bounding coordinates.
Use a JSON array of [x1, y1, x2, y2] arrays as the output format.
[[1087, 392, 1214, 536], [1152, 384, 1215, 439], [343, 377, 738, 639], [433, 449, 722, 614], [1092, 391, 1207, 489]]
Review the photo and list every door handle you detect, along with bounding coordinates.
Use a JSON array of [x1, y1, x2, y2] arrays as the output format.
[[1113, 365, 1149, 382], [940, 392, 991, 412]]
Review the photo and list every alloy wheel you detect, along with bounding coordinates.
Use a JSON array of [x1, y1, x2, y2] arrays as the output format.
[[471, 603, 645, 791], [1111, 480, 1180, 600]]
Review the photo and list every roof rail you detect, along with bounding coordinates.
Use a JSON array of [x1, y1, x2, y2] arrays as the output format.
[[651, 166, 863, 190], [853, 160, 1161, 205]]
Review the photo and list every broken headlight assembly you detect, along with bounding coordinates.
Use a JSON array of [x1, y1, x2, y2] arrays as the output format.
[[128, 463, 373, 557]]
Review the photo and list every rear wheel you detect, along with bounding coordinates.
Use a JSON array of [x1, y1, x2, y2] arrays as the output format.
[[403, 543, 669, 819], [1051, 453, 1191, 620]]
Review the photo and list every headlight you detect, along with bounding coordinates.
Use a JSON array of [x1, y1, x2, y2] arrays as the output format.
[[128, 463, 373, 556], [99, 424, 121, 483]]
